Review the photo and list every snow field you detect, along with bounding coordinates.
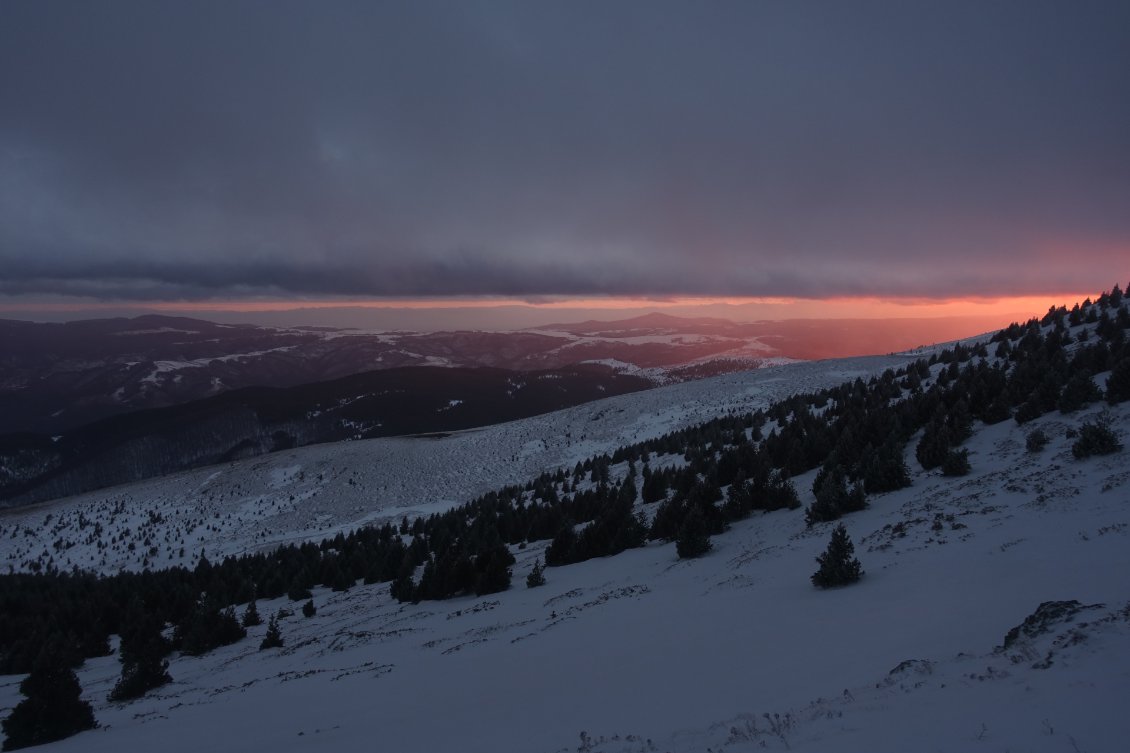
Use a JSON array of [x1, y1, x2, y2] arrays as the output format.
[[0, 354, 909, 576], [1, 399, 1126, 753]]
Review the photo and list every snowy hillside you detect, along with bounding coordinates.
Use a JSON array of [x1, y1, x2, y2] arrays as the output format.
[[1, 399, 1126, 753], [2, 294, 1129, 753], [0, 354, 902, 576]]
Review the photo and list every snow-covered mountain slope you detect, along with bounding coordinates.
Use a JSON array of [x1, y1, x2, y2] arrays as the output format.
[[2, 399, 1126, 753], [0, 354, 905, 575], [0, 361, 657, 507], [0, 313, 781, 435]]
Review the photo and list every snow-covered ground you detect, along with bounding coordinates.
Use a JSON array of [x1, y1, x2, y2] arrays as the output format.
[[0, 354, 909, 575], [3, 316, 1130, 753], [1, 396, 1126, 753]]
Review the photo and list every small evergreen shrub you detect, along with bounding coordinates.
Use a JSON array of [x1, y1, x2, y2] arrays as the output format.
[[259, 615, 283, 650], [526, 559, 547, 588], [940, 449, 971, 476], [766, 476, 802, 511], [1072, 420, 1122, 459], [302, 600, 317, 618], [1025, 429, 1049, 453], [242, 600, 262, 628]]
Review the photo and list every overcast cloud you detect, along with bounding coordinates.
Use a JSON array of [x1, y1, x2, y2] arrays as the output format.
[[2, 1, 1128, 301]]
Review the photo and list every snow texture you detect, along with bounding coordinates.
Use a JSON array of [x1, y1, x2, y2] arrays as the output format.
[[0, 355, 901, 575], [1, 346, 1128, 753]]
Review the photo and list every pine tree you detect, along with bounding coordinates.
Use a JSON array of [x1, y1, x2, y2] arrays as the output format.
[[109, 614, 172, 702], [545, 525, 577, 565], [1107, 358, 1130, 404], [302, 599, 317, 618], [675, 508, 712, 559], [648, 497, 686, 542], [764, 473, 801, 511], [473, 542, 514, 596], [859, 442, 911, 494], [641, 468, 669, 503], [242, 599, 262, 628], [526, 559, 547, 588], [915, 422, 952, 469], [2, 658, 96, 750], [805, 465, 865, 525], [940, 449, 971, 476], [259, 615, 284, 650], [175, 598, 246, 656], [811, 524, 863, 589], [1057, 372, 1102, 413], [287, 574, 313, 601]]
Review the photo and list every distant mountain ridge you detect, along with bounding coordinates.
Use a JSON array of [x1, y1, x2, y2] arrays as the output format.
[[0, 362, 651, 507], [0, 310, 1027, 506], [535, 311, 741, 334], [1, 312, 1017, 435]]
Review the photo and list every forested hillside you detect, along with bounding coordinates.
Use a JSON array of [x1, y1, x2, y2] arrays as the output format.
[[1, 286, 1127, 750]]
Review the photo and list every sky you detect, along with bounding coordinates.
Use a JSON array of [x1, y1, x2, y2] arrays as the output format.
[[1, 1, 1128, 324]]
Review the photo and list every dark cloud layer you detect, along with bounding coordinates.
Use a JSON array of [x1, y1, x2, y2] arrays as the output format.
[[2, 1, 1128, 301]]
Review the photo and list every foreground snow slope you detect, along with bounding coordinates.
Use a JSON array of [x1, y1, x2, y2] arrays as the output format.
[[0, 354, 903, 575], [2, 399, 1126, 753]]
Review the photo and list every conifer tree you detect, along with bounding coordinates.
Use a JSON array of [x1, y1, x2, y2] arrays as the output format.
[[641, 468, 669, 503], [242, 599, 262, 628], [259, 615, 284, 650], [109, 613, 172, 702], [675, 507, 712, 559], [1058, 372, 1102, 413], [811, 524, 863, 589], [2, 657, 96, 750], [764, 473, 801, 511], [526, 559, 547, 588], [545, 525, 577, 565], [859, 442, 911, 494], [389, 556, 417, 603], [648, 497, 686, 542], [302, 599, 317, 618], [915, 421, 953, 469], [805, 465, 865, 525], [473, 542, 514, 596], [175, 598, 246, 656], [287, 577, 312, 602], [940, 449, 971, 476], [1107, 359, 1130, 404]]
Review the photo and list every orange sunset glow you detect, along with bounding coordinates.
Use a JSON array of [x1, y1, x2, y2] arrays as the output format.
[[0, 293, 1089, 321]]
